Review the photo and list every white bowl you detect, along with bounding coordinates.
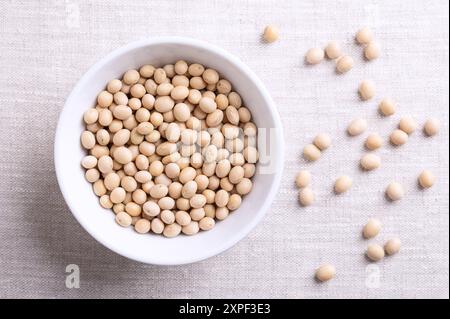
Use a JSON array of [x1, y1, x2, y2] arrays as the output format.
[[55, 37, 284, 265]]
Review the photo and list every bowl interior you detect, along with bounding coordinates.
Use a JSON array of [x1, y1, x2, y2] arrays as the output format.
[[55, 38, 283, 265]]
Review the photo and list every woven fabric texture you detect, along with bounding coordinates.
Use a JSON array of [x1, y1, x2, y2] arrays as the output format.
[[0, 0, 448, 298]]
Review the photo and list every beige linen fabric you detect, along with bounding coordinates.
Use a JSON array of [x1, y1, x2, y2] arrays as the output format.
[[0, 0, 448, 298]]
